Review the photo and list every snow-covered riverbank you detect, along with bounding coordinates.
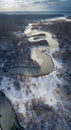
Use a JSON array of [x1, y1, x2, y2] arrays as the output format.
[[0, 17, 71, 130]]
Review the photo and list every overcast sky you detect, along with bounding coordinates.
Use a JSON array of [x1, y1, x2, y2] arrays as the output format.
[[0, 0, 71, 12]]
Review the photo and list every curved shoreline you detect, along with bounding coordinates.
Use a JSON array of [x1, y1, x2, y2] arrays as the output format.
[[0, 50, 54, 77], [0, 21, 60, 77]]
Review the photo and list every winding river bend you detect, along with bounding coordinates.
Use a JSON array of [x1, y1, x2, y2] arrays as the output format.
[[0, 23, 59, 77]]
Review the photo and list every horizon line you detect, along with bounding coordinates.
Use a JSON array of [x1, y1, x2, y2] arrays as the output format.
[[0, 10, 71, 13]]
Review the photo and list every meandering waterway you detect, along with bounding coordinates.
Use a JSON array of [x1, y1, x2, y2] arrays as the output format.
[[0, 22, 59, 77]]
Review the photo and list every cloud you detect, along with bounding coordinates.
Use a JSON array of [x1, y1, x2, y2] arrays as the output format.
[[0, 0, 71, 11]]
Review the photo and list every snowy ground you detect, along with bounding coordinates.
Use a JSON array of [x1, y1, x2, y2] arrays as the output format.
[[0, 17, 71, 130]]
